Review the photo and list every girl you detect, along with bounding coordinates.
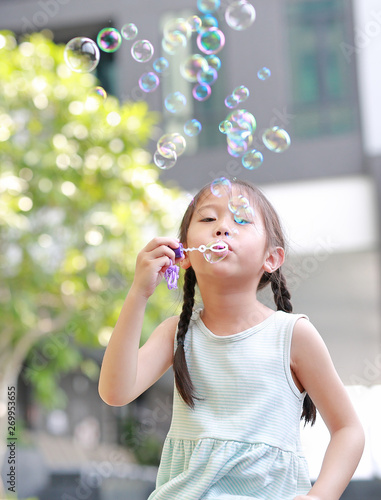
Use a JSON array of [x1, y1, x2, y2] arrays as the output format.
[[99, 179, 364, 500]]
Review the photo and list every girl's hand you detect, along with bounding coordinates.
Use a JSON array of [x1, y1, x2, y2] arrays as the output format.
[[131, 237, 183, 299]]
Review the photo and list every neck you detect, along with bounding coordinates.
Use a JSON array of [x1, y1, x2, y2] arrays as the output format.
[[197, 276, 273, 335]]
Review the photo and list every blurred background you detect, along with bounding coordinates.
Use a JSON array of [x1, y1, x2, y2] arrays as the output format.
[[0, 0, 380, 498]]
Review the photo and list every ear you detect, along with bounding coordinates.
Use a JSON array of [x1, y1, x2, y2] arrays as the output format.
[[263, 246, 285, 274], [180, 252, 192, 270]]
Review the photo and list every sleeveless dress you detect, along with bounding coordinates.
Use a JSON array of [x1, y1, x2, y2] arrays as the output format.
[[147, 309, 312, 500]]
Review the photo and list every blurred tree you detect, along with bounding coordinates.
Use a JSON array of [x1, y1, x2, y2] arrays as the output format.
[[0, 30, 183, 495]]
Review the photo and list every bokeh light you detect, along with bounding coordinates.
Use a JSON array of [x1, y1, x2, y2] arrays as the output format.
[[258, 67, 271, 80]]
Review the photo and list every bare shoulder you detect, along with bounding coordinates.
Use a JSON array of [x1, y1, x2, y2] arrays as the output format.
[[146, 314, 179, 346]]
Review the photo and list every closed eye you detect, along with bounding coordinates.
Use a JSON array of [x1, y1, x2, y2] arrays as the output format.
[[200, 217, 215, 222]]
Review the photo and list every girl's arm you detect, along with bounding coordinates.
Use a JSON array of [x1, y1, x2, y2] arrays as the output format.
[[98, 237, 182, 406], [291, 318, 365, 500]]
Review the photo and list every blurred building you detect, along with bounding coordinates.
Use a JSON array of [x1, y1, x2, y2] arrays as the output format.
[[1, 0, 381, 498]]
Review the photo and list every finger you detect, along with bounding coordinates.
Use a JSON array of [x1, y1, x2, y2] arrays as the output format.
[[144, 237, 180, 253]]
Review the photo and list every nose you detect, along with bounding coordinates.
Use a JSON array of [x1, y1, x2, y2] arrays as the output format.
[[215, 222, 230, 238]]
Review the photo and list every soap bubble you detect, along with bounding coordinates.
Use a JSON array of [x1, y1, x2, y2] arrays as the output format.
[[211, 177, 232, 197], [153, 147, 177, 170], [187, 15, 202, 32], [157, 133, 187, 157], [227, 109, 256, 133], [197, 27, 225, 55], [197, 67, 218, 85], [205, 54, 221, 71], [131, 40, 154, 62], [225, 0, 256, 31], [262, 127, 291, 153], [204, 240, 229, 264], [198, 0, 221, 14], [193, 83, 211, 101], [64, 37, 100, 73], [257, 67, 271, 81], [184, 119, 202, 137], [224, 109, 256, 157], [225, 94, 239, 109], [121, 23, 138, 40], [162, 33, 187, 55], [234, 205, 255, 224], [97, 28, 122, 53], [180, 54, 209, 82], [228, 195, 250, 214], [219, 120, 232, 134], [92, 86, 107, 99], [165, 91, 187, 113], [153, 57, 169, 73], [163, 18, 192, 41], [139, 72, 160, 93], [242, 150, 263, 170], [200, 14, 219, 29], [232, 85, 249, 104]]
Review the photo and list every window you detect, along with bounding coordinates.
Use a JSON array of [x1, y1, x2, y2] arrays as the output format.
[[286, 0, 359, 138]]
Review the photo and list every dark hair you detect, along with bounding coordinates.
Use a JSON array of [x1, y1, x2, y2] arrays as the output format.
[[173, 179, 316, 425]]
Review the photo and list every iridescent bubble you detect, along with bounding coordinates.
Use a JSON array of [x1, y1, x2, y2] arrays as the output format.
[[153, 148, 177, 170], [180, 54, 209, 82], [92, 86, 107, 99], [153, 57, 169, 73], [204, 240, 229, 264], [226, 108, 256, 134], [197, 0, 221, 14], [64, 37, 100, 73], [197, 28, 225, 55], [224, 109, 256, 157], [197, 67, 218, 85], [219, 120, 232, 134], [187, 15, 202, 32], [211, 177, 232, 197], [262, 127, 291, 153], [157, 133, 187, 157], [131, 40, 154, 63], [234, 205, 255, 224], [205, 54, 221, 71], [258, 67, 271, 81], [242, 149, 264, 170], [184, 119, 202, 137], [163, 18, 192, 41], [193, 83, 211, 101], [121, 23, 138, 41], [97, 28, 122, 53], [139, 72, 160, 93], [228, 195, 250, 214], [227, 131, 253, 156], [162, 34, 187, 55], [232, 85, 249, 104], [225, 0, 256, 31], [200, 14, 219, 29], [165, 91, 187, 113], [225, 94, 239, 109]]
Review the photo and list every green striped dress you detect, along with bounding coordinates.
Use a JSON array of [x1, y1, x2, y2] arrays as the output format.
[[148, 309, 311, 500]]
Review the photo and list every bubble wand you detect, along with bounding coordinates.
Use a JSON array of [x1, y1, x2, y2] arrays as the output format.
[[164, 240, 229, 290]]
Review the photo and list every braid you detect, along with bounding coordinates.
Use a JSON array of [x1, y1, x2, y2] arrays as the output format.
[[269, 268, 316, 425], [270, 268, 293, 313], [173, 267, 200, 409]]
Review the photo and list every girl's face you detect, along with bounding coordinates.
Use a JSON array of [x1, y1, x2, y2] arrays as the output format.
[[181, 187, 282, 282]]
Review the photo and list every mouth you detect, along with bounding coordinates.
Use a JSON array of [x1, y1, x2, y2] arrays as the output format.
[[203, 239, 231, 264]]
